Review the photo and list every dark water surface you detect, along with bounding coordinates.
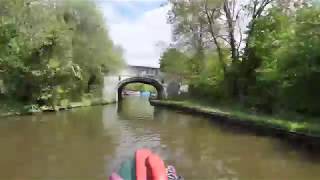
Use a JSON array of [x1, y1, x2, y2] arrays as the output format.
[[1, 96, 320, 180]]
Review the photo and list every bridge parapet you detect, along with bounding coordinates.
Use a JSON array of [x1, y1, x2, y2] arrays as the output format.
[[103, 65, 184, 102], [118, 65, 163, 82], [118, 74, 162, 82], [102, 65, 165, 102]]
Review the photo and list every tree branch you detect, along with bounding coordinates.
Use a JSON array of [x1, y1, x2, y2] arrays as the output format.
[[217, 35, 230, 45], [224, 0, 239, 63], [237, 21, 243, 58], [204, 0, 226, 73], [253, 0, 273, 19]]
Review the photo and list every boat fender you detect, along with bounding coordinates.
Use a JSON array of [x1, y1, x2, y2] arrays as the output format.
[[146, 153, 168, 180], [136, 149, 152, 180]]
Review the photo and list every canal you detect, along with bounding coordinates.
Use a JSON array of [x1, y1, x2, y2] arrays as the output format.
[[0, 96, 320, 179]]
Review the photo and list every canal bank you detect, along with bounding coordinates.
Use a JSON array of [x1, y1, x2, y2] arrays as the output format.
[[0, 98, 115, 118], [150, 99, 320, 142]]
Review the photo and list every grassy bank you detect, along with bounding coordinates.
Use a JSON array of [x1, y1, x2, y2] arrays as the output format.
[[150, 99, 320, 138], [0, 98, 114, 118]]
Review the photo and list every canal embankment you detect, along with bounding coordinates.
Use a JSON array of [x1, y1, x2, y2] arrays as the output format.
[[150, 99, 320, 141], [0, 98, 114, 118]]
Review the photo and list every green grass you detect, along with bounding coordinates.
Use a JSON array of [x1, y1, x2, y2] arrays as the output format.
[[0, 97, 114, 117], [151, 99, 320, 137]]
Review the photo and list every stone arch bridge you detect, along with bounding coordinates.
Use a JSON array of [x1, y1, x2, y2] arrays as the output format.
[[103, 65, 172, 102], [117, 76, 165, 100]]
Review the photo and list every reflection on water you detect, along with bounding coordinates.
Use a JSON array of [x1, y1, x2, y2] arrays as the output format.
[[0, 96, 320, 179]]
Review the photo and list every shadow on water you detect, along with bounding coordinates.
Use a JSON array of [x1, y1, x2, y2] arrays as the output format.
[[117, 96, 154, 121], [120, 96, 320, 162], [170, 108, 320, 161]]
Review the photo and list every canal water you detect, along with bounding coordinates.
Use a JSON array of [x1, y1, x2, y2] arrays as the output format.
[[1, 96, 320, 180]]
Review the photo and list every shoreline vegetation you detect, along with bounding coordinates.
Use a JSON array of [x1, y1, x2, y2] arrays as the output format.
[[0, 98, 114, 118], [150, 99, 320, 139], [156, 1, 320, 141], [0, 0, 124, 116]]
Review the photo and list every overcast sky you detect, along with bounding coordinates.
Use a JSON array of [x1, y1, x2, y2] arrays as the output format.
[[97, 0, 172, 68]]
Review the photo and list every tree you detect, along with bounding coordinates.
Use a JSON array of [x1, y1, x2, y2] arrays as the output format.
[[0, 0, 124, 107], [168, 0, 274, 99], [168, 0, 209, 74], [237, 3, 320, 114], [160, 47, 190, 78]]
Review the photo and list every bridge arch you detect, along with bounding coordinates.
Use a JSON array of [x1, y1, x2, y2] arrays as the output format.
[[117, 77, 165, 101]]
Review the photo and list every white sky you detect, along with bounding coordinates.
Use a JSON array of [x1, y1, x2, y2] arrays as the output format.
[[97, 0, 172, 68]]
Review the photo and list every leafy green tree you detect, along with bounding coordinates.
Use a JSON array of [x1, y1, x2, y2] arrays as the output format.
[[0, 0, 124, 108], [60, 0, 124, 94], [165, 0, 320, 115], [246, 5, 320, 114], [160, 48, 189, 78], [124, 83, 157, 93]]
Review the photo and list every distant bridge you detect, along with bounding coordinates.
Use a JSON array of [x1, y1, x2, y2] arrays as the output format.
[[103, 65, 168, 102]]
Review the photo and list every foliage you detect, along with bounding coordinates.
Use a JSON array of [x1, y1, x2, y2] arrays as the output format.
[[124, 83, 157, 93], [188, 52, 227, 101], [164, 0, 320, 116], [0, 0, 124, 108], [251, 6, 320, 114], [160, 48, 190, 77]]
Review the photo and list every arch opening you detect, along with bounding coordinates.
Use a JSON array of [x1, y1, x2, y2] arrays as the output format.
[[117, 77, 164, 101]]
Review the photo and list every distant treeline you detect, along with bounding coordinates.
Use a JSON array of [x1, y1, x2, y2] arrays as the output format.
[[124, 83, 157, 93], [0, 0, 124, 107], [160, 0, 320, 115]]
